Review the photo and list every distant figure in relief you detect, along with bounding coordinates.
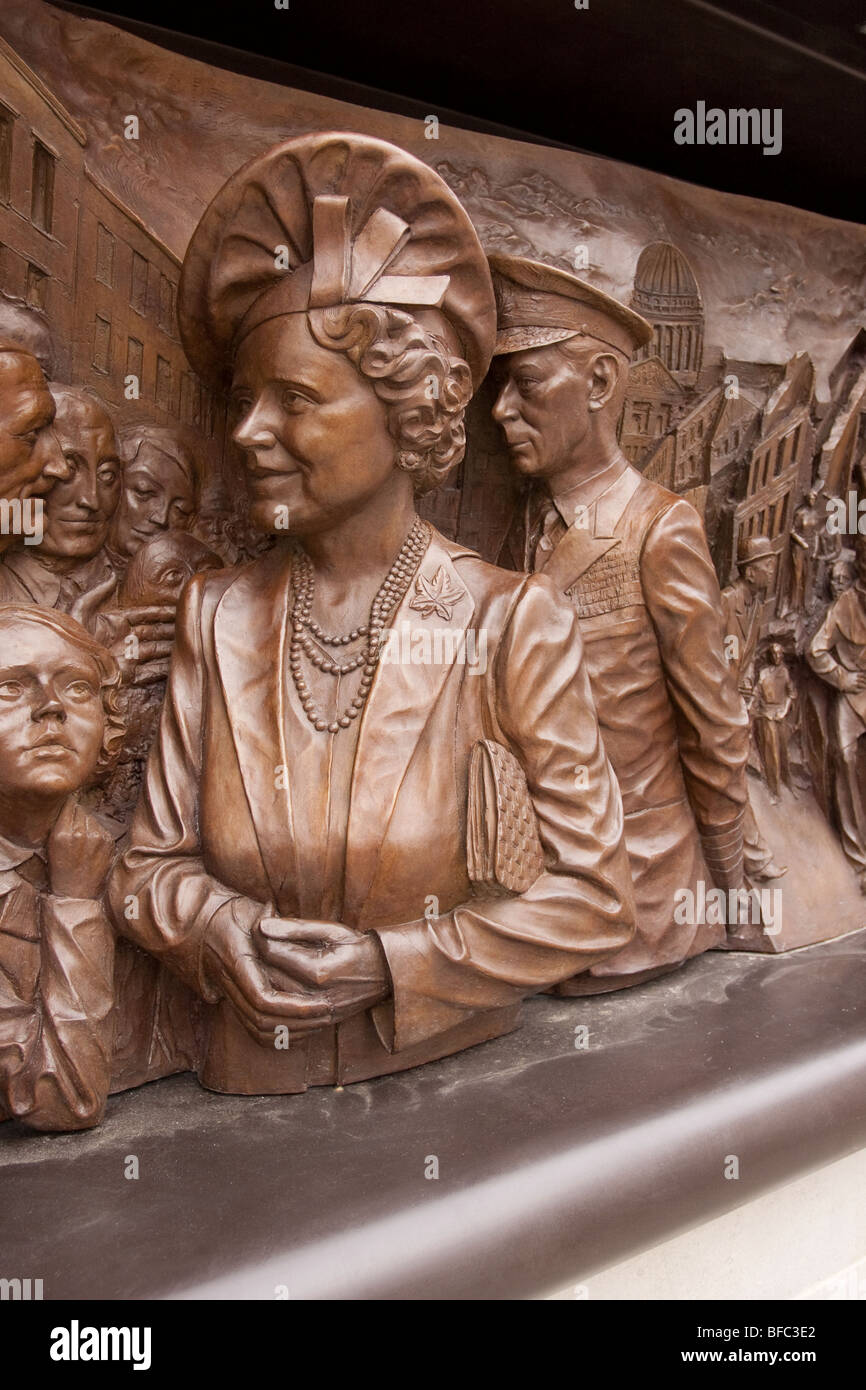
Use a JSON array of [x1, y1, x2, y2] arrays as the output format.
[[753, 643, 796, 803], [828, 552, 855, 601], [787, 487, 822, 615], [721, 535, 787, 879], [0, 606, 124, 1131], [808, 532, 866, 891]]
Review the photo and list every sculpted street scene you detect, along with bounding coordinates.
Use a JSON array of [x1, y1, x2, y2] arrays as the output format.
[[0, 2, 865, 1130]]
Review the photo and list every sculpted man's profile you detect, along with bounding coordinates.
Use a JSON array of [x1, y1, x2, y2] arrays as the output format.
[[490, 254, 749, 992], [109, 133, 636, 1095], [0, 340, 70, 553]]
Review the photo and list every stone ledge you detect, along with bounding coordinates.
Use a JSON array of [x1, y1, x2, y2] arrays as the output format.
[[2, 930, 866, 1299]]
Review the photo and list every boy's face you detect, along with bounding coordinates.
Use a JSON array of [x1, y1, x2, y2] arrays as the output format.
[[0, 624, 105, 800]]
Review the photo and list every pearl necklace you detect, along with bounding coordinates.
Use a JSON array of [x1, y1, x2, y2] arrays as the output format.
[[289, 518, 431, 734]]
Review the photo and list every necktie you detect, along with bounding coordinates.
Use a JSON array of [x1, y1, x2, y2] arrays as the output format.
[[15, 854, 49, 891], [532, 501, 566, 572]]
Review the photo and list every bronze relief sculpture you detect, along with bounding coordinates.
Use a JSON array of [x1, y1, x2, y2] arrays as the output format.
[[0, 6, 863, 1128], [107, 134, 636, 1095]]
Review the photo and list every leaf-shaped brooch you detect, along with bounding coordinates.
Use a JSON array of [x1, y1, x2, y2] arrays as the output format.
[[408, 566, 464, 621]]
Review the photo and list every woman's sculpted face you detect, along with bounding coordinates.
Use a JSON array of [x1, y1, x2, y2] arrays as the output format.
[[112, 446, 196, 560], [230, 314, 399, 537]]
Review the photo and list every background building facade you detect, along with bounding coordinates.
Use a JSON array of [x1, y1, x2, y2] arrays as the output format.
[[0, 35, 226, 499]]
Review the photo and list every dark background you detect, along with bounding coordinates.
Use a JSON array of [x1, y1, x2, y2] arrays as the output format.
[[55, 0, 865, 224]]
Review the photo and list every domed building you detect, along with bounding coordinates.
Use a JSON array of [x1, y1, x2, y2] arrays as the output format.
[[631, 241, 705, 385]]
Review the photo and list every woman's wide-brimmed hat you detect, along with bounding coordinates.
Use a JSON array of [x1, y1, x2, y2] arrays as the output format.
[[179, 132, 496, 393]]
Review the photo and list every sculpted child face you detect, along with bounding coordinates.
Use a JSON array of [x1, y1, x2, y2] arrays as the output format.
[[0, 351, 67, 502], [41, 392, 121, 559], [229, 314, 396, 536], [119, 532, 221, 607], [111, 444, 196, 560], [0, 622, 106, 799]]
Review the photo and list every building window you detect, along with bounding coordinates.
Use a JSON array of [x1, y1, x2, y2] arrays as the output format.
[[25, 263, 48, 310], [31, 141, 56, 233], [762, 447, 775, 489], [126, 337, 143, 392], [180, 371, 201, 427], [156, 355, 172, 412], [158, 274, 176, 335], [96, 224, 115, 287], [781, 491, 792, 535], [0, 104, 13, 204], [130, 252, 148, 314], [92, 314, 111, 374]]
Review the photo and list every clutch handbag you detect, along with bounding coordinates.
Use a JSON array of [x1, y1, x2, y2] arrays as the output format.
[[467, 739, 546, 895]]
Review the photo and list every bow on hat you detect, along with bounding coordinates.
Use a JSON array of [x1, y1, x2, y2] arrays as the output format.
[[178, 132, 496, 393], [233, 195, 452, 350]]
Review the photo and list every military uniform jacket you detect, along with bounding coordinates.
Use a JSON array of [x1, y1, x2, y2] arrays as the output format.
[[501, 456, 748, 979]]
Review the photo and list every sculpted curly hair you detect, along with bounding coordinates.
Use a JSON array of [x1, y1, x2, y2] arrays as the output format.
[[0, 605, 126, 774], [307, 304, 473, 496]]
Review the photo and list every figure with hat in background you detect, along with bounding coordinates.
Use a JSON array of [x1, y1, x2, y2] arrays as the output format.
[[489, 253, 749, 993], [109, 134, 636, 1095]]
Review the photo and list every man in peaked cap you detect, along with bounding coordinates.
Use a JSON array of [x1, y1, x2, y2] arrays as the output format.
[[490, 253, 750, 992]]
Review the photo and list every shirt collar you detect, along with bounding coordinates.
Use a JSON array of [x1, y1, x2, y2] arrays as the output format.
[[550, 455, 629, 527], [0, 826, 47, 873]]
